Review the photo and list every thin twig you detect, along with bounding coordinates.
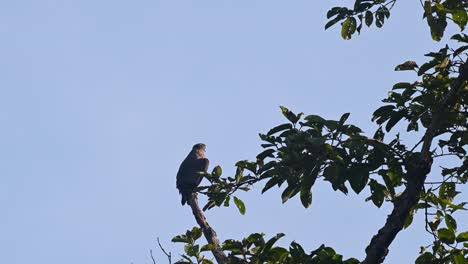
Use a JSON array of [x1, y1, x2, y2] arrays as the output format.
[[157, 237, 172, 264], [150, 249, 156, 264], [410, 138, 424, 152], [433, 153, 460, 158]]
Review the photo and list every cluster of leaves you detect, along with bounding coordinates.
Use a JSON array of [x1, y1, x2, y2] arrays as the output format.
[[379, 35, 468, 138], [171, 1, 468, 263], [186, 38, 467, 262], [171, 227, 217, 264], [195, 163, 252, 215], [423, 0, 467, 41], [413, 182, 468, 263], [172, 229, 359, 264], [365, 31, 468, 263], [183, 37, 467, 263], [197, 35, 467, 211], [325, 0, 393, 39], [325, 0, 467, 41], [198, 104, 407, 212]]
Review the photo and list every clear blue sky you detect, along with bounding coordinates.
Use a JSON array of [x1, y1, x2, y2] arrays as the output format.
[[0, 1, 466, 263]]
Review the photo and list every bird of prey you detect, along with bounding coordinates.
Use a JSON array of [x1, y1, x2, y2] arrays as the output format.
[[176, 143, 209, 205]]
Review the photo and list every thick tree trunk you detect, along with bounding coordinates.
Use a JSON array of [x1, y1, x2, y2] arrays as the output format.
[[362, 62, 467, 264], [363, 156, 431, 264], [188, 194, 228, 264]]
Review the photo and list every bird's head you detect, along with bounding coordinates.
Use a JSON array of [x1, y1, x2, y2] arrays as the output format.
[[192, 143, 206, 159]]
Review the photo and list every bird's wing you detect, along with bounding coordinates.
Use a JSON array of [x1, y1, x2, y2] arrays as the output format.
[[194, 158, 209, 186], [176, 160, 187, 189], [200, 158, 209, 172]]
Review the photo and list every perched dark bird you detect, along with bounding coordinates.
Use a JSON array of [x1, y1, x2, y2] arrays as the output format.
[[176, 143, 209, 205]]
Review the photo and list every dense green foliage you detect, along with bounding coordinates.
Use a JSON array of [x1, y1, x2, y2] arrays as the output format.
[[172, 0, 467, 263]]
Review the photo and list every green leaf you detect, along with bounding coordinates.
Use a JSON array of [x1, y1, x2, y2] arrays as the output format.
[[439, 182, 457, 202], [438, 228, 455, 244], [445, 214, 457, 232], [403, 209, 414, 229], [281, 184, 299, 203], [200, 244, 216, 252], [356, 20, 363, 34], [448, 202, 467, 212], [324, 163, 347, 193], [418, 60, 438, 75], [184, 244, 199, 257], [416, 252, 434, 264], [201, 259, 214, 264], [407, 119, 419, 132], [452, 8, 467, 31], [375, 16, 383, 28], [365, 11, 373, 27], [327, 7, 347, 19], [339, 112, 350, 124], [428, 11, 447, 41], [180, 255, 193, 263], [385, 111, 406, 132], [280, 106, 301, 123], [344, 258, 360, 264], [172, 235, 190, 243], [373, 127, 385, 141], [435, 56, 450, 70], [344, 124, 363, 134], [236, 160, 257, 173], [453, 45, 468, 57], [190, 227, 203, 240], [289, 241, 306, 259], [341, 17, 357, 40], [367, 179, 385, 208], [451, 33, 468, 43], [244, 233, 265, 246], [202, 200, 216, 211], [453, 253, 465, 264], [257, 149, 275, 160], [267, 123, 293, 136], [375, 7, 386, 28], [428, 216, 441, 231], [223, 196, 230, 207], [392, 82, 413, 89], [354, 1, 373, 12], [264, 233, 285, 252], [233, 196, 246, 215], [268, 247, 289, 260], [212, 166, 222, 177], [304, 114, 326, 124], [325, 14, 346, 30], [382, 6, 390, 18], [456, 231, 468, 242], [372, 105, 395, 122], [262, 176, 281, 193], [394, 61, 418, 71], [300, 187, 313, 208], [347, 166, 369, 194]]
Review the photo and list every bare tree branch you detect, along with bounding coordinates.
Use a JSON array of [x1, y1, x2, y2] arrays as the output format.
[[188, 194, 228, 264], [157, 237, 172, 264], [150, 249, 157, 264]]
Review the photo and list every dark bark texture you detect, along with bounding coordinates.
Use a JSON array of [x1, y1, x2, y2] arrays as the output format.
[[362, 62, 467, 264], [188, 194, 228, 264]]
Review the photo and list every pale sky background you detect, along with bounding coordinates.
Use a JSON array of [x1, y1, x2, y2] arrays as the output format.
[[0, 1, 466, 264]]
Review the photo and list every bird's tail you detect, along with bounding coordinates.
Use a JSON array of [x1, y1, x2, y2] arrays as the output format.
[[180, 191, 190, 206]]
